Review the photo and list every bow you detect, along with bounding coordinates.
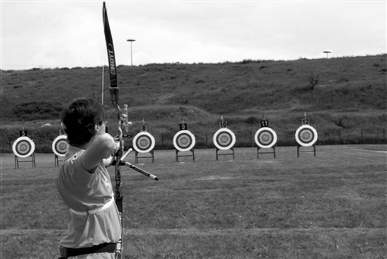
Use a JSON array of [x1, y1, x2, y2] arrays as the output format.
[[102, 3, 158, 258], [102, 3, 124, 258]]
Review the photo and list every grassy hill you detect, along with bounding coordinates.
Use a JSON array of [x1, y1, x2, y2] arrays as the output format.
[[0, 54, 386, 151]]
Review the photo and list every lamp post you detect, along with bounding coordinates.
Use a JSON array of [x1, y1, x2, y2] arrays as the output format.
[[127, 39, 136, 66], [323, 50, 332, 58]]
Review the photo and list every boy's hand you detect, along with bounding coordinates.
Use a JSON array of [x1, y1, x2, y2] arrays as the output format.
[[102, 156, 114, 166]]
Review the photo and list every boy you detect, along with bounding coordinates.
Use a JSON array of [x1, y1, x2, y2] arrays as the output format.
[[57, 98, 121, 258]]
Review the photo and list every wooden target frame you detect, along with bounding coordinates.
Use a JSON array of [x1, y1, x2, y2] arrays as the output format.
[[254, 127, 278, 159], [173, 130, 196, 162], [213, 128, 236, 160], [12, 136, 36, 168], [132, 131, 156, 163], [52, 135, 69, 166], [295, 124, 318, 157]]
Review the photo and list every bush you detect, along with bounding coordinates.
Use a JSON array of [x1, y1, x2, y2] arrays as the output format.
[[12, 101, 63, 120], [245, 116, 259, 124]]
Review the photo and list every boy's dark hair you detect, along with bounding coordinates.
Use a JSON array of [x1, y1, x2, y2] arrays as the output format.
[[61, 98, 105, 146]]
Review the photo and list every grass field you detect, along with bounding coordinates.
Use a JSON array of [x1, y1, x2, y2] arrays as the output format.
[[1, 144, 386, 258]]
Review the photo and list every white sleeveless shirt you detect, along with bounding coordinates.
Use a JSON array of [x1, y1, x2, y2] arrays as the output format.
[[57, 146, 121, 253]]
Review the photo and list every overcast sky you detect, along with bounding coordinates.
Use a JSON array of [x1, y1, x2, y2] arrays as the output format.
[[1, 0, 386, 70]]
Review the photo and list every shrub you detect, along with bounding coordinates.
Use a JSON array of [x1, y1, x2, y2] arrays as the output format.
[[12, 101, 63, 120]]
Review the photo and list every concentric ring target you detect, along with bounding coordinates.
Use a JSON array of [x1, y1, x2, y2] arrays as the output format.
[[132, 131, 156, 153], [254, 127, 278, 148], [12, 136, 35, 158], [52, 135, 69, 157], [295, 125, 318, 147], [213, 128, 236, 150], [173, 130, 196, 152]]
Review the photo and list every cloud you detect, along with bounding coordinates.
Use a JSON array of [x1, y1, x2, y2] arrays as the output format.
[[1, 0, 385, 69]]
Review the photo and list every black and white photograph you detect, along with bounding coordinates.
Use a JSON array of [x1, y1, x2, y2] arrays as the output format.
[[0, 0, 386, 258]]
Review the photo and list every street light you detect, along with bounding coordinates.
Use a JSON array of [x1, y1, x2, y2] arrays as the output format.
[[127, 39, 136, 66], [323, 50, 332, 58]]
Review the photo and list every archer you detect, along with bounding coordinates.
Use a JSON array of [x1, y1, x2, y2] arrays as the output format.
[[57, 98, 121, 258]]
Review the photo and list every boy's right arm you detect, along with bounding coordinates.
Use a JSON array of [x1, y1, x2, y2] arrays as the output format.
[[81, 133, 119, 172]]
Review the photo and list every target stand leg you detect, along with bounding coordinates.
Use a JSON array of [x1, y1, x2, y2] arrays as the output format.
[[175, 149, 195, 162], [14, 154, 36, 168], [14, 156, 18, 169], [257, 146, 276, 159], [297, 145, 317, 158], [216, 148, 235, 161], [54, 155, 64, 167], [135, 151, 155, 164]]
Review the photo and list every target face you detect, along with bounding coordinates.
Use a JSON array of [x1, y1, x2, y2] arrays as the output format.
[[12, 136, 35, 158], [254, 127, 278, 148], [173, 130, 196, 152], [295, 125, 318, 147], [213, 128, 236, 150], [132, 131, 156, 153], [52, 135, 69, 157]]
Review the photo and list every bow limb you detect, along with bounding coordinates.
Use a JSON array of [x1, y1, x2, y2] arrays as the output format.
[[103, 2, 123, 258]]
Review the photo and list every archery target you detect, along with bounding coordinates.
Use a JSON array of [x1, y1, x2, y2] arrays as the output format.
[[12, 136, 35, 158], [254, 127, 278, 148], [213, 128, 236, 150], [133, 131, 155, 153], [52, 135, 69, 157], [295, 125, 318, 147], [173, 130, 196, 152]]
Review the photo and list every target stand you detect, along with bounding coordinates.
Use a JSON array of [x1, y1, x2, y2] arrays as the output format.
[[257, 146, 276, 159], [134, 150, 155, 163], [296, 144, 317, 157], [12, 134, 36, 169], [174, 123, 196, 162], [295, 114, 318, 158], [213, 119, 236, 161], [175, 149, 195, 162], [254, 119, 278, 159], [133, 130, 156, 164], [255, 120, 278, 159], [14, 153, 36, 169], [215, 147, 235, 161]]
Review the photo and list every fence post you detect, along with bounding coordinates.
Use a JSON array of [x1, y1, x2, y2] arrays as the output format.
[[360, 128, 363, 144], [250, 130, 254, 147]]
